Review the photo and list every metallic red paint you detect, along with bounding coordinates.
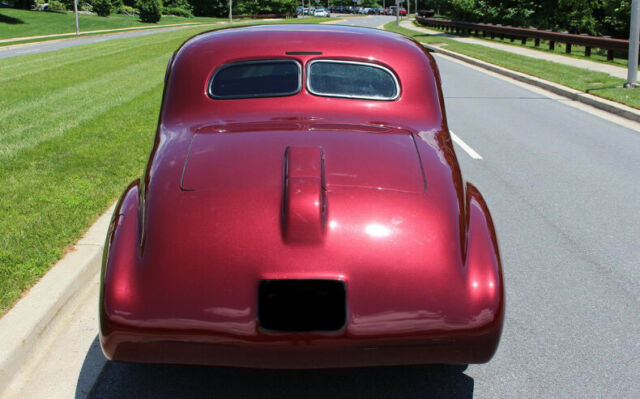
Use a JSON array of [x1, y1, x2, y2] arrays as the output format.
[[99, 24, 504, 368]]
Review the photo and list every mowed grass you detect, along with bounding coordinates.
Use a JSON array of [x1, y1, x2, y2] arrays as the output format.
[[0, 8, 222, 40], [0, 19, 330, 315], [386, 22, 640, 109]]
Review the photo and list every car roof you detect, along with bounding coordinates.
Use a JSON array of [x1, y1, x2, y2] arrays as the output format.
[[179, 24, 419, 60], [163, 25, 444, 130]]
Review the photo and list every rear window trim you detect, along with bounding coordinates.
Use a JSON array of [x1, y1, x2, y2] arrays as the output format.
[[208, 59, 302, 100], [306, 59, 400, 101]]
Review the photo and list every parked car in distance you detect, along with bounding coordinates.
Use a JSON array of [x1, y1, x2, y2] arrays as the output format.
[[100, 24, 505, 369], [314, 7, 330, 17]]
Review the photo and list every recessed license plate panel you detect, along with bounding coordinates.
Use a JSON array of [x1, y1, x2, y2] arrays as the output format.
[[258, 279, 346, 332]]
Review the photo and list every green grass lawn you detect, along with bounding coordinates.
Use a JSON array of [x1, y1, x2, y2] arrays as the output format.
[[386, 22, 640, 109], [0, 18, 332, 316], [0, 8, 222, 40]]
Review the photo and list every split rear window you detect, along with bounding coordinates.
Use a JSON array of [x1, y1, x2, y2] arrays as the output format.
[[209, 60, 302, 99], [307, 60, 399, 100], [208, 59, 399, 100]]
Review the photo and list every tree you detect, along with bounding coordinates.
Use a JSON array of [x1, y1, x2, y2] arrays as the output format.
[[448, 0, 482, 21], [93, 0, 113, 16], [417, 0, 630, 38], [556, 0, 605, 34], [164, 0, 192, 11], [233, 0, 297, 15], [11, 0, 35, 9], [601, 0, 630, 37], [189, 0, 225, 17], [136, 0, 162, 22]]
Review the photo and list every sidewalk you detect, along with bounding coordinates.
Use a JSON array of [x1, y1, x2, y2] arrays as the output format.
[[400, 20, 630, 80]]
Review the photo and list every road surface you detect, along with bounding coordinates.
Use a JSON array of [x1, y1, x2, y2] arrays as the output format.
[[5, 15, 640, 399]]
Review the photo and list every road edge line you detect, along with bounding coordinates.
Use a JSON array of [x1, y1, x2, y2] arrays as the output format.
[[0, 204, 114, 397]]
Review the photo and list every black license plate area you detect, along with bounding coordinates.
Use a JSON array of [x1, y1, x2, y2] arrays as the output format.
[[258, 279, 346, 332]]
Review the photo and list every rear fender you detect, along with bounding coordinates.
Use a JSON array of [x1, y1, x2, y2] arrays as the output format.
[[462, 182, 504, 361], [99, 180, 141, 354]]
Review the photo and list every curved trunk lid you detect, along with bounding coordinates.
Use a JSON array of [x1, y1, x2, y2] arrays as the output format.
[[180, 129, 425, 194]]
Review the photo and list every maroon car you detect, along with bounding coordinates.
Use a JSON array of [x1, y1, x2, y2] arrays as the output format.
[[100, 24, 504, 368]]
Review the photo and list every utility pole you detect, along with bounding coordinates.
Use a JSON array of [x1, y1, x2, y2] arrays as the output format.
[[396, 0, 399, 26], [73, 0, 79, 35], [229, 0, 232, 24], [626, 0, 640, 87]]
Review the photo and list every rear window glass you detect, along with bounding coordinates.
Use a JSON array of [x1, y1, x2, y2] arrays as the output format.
[[209, 60, 301, 99], [307, 60, 399, 100]]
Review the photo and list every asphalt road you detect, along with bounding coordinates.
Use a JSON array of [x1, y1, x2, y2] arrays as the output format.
[[335, 14, 392, 28], [438, 55, 640, 397], [8, 15, 640, 398]]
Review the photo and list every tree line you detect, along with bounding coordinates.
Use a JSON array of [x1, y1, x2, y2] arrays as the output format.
[[9, 0, 300, 20], [421, 0, 631, 38]]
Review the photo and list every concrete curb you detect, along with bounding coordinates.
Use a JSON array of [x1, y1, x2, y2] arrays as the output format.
[[418, 43, 640, 123], [0, 205, 115, 397]]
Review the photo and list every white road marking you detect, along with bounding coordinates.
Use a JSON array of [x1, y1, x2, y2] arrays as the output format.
[[450, 130, 483, 159]]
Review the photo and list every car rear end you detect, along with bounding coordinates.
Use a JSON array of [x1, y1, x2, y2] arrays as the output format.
[[100, 127, 504, 368]]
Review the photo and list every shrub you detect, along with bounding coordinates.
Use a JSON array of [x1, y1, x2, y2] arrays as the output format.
[[163, 6, 192, 17], [92, 0, 111, 16], [46, 0, 66, 11], [117, 4, 136, 13], [111, 0, 122, 9], [136, 0, 162, 22], [164, 0, 191, 12], [80, 2, 92, 11], [59, 0, 73, 10], [189, 0, 226, 17]]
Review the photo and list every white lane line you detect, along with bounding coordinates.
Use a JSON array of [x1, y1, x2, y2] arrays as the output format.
[[450, 131, 483, 160]]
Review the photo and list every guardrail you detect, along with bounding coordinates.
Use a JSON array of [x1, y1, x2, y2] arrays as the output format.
[[415, 14, 629, 61]]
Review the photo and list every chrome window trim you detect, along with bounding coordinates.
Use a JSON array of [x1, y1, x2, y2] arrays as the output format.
[[208, 59, 302, 100], [306, 59, 400, 101]]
